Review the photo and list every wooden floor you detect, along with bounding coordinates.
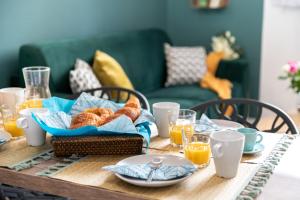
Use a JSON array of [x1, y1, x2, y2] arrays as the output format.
[[257, 112, 300, 132]]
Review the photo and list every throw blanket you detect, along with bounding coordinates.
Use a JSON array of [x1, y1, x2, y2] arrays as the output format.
[[201, 52, 233, 99], [200, 52, 233, 115]]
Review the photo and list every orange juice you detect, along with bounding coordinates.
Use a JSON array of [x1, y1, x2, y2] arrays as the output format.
[[19, 99, 43, 110], [4, 120, 24, 137], [169, 124, 193, 145], [184, 142, 211, 166]]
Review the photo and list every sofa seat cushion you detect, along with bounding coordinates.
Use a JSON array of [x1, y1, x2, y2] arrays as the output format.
[[147, 98, 202, 110], [145, 83, 243, 109], [145, 84, 216, 101]]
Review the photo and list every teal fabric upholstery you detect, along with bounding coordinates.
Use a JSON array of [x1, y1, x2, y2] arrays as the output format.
[[18, 28, 247, 109], [19, 29, 171, 94], [146, 83, 243, 110]]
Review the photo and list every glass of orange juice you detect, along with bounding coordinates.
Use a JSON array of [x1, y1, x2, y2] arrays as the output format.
[[1, 105, 24, 137], [183, 133, 211, 168], [169, 109, 196, 147]]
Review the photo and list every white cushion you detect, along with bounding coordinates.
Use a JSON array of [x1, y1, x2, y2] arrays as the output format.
[[69, 59, 102, 94], [164, 43, 207, 87]]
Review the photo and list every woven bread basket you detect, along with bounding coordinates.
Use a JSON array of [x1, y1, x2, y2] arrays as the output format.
[[51, 135, 144, 157]]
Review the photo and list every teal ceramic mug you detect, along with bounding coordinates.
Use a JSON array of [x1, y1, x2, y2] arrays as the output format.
[[237, 128, 263, 152]]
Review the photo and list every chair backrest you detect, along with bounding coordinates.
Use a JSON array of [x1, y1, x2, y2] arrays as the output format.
[[190, 98, 299, 135], [72, 87, 150, 111]]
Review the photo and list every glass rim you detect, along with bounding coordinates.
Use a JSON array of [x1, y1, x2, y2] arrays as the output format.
[[179, 109, 196, 117], [22, 66, 50, 72]]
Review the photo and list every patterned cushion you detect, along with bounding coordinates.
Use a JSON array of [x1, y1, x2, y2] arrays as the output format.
[[164, 43, 207, 87], [69, 59, 102, 94]]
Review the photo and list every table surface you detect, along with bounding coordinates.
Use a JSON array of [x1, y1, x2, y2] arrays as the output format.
[[0, 132, 292, 200]]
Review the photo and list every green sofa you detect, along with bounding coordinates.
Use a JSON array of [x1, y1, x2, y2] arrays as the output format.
[[18, 28, 248, 108]]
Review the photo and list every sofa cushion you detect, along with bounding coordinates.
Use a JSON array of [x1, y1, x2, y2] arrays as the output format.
[[69, 59, 102, 94], [146, 83, 243, 109], [93, 50, 134, 89], [164, 43, 207, 87], [146, 84, 217, 101]]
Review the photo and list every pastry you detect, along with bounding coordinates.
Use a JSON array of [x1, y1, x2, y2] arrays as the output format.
[[70, 112, 102, 129], [69, 96, 142, 129], [84, 108, 114, 118], [115, 107, 140, 122], [125, 96, 141, 109]]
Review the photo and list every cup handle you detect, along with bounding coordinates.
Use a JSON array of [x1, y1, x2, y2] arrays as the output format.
[[16, 117, 28, 129], [256, 134, 263, 144], [212, 143, 224, 158]]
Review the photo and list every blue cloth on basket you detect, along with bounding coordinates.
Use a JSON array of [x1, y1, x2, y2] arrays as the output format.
[[102, 164, 197, 181], [32, 93, 155, 145]]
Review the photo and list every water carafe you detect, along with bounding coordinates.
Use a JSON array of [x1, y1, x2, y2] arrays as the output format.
[[22, 66, 51, 99]]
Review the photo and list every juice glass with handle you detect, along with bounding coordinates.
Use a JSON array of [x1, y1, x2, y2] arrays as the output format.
[[182, 130, 211, 168], [169, 109, 196, 147]]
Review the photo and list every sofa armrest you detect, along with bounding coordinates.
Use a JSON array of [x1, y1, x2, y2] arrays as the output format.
[[216, 59, 248, 83], [216, 58, 248, 96]]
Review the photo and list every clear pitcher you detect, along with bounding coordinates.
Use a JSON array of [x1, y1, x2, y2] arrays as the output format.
[[22, 66, 51, 100]]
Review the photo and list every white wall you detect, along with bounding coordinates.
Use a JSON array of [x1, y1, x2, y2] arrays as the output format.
[[260, 0, 300, 114]]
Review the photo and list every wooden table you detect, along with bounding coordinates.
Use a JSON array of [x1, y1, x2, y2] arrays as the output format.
[[0, 132, 291, 200]]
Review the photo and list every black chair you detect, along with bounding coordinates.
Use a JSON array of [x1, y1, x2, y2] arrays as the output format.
[[72, 86, 150, 111], [190, 98, 299, 135], [0, 183, 68, 200]]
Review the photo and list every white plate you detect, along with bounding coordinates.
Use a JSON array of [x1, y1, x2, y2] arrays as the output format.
[[0, 129, 12, 149], [212, 119, 244, 129], [114, 154, 194, 187], [0, 129, 12, 141]]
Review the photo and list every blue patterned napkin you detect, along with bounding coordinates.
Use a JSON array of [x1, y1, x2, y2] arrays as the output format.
[[32, 93, 155, 145], [103, 164, 197, 181], [196, 114, 221, 132]]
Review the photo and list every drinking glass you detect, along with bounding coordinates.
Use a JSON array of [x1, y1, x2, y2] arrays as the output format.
[[22, 66, 51, 100], [1, 105, 23, 137], [19, 93, 43, 109], [169, 109, 196, 147], [21, 66, 50, 109], [182, 131, 211, 168]]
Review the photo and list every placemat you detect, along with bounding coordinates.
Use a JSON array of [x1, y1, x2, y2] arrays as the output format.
[[0, 136, 52, 171], [39, 133, 288, 200]]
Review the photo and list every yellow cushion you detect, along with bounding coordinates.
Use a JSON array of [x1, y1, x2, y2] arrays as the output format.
[[93, 50, 134, 86]]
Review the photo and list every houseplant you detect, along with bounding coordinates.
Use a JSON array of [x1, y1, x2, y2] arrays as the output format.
[[279, 61, 300, 93]]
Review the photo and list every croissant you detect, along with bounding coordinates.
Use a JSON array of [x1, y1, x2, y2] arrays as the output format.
[[125, 96, 141, 109], [69, 96, 142, 129], [84, 108, 114, 118], [70, 112, 102, 129], [115, 107, 140, 122]]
